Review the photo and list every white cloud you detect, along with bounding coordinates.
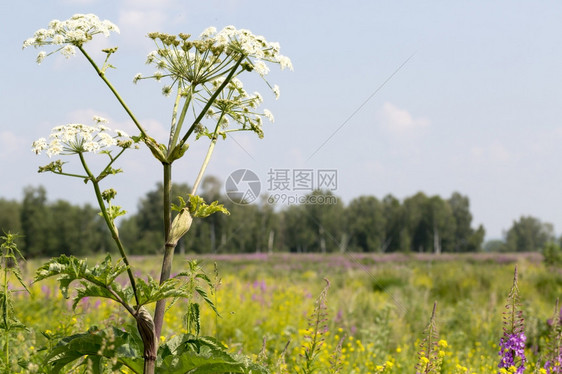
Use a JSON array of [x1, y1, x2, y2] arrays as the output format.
[[377, 102, 430, 136], [119, 10, 167, 33], [0, 131, 26, 159], [118, 0, 176, 45], [471, 142, 511, 163], [141, 118, 169, 143]]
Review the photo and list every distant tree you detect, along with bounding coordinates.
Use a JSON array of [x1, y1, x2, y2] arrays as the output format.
[[381, 194, 404, 252], [75, 204, 112, 254], [402, 193, 461, 253], [467, 224, 486, 252], [424, 195, 456, 254], [20, 186, 51, 257], [123, 182, 191, 254], [254, 196, 278, 253], [303, 190, 345, 253], [403, 192, 429, 253], [0, 198, 22, 234], [346, 196, 386, 252], [448, 192, 485, 252], [281, 204, 316, 253], [542, 242, 562, 266], [47, 200, 80, 256], [219, 202, 260, 253], [504, 215, 555, 252]]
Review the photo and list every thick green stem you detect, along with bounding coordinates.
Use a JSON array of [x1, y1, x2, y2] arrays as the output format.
[[144, 359, 156, 374], [154, 163, 174, 338], [78, 46, 149, 139], [153, 120, 222, 337], [78, 153, 139, 306]]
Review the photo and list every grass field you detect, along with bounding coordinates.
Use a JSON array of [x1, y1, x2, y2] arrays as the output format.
[[4, 252, 561, 373]]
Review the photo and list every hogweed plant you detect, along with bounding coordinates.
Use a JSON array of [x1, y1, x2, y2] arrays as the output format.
[[24, 13, 291, 374], [498, 266, 527, 374]]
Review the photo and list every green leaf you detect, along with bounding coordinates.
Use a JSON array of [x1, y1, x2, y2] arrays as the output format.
[[135, 276, 192, 306], [1, 232, 30, 294], [171, 196, 188, 212], [195, 286, 219, 316], [43, 326, 143, 374], [188, 194, 230, 218], [157, 334, 269, 374], [72, 281, 131, 311], [185, 302, 201, 336], [99, 205, 127, 221], [34, 255, 131, 307]]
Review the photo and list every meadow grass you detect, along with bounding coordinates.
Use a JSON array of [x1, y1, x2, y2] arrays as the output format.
[[5, 252, 560, 373]]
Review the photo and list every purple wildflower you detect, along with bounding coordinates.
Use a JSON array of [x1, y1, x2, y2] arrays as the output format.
[[498, 266, 526, 374], [498, 332, 526, 373], [545, 359, 562, 374]]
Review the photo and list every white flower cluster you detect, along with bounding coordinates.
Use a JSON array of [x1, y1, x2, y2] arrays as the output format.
[[23, 14, 119, 63], [32, 118, 130, 157], [143, 26, 291, 90], [200, 26, 293, 74], [202, 77, 275, 138]]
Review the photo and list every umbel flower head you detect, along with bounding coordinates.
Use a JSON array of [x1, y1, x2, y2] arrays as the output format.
[[22, 14, 119, 63], [32, 116, 132, 157], [142, 26, 292, 86], [201, 77, 273, 139], [137, 26, 292, 139]]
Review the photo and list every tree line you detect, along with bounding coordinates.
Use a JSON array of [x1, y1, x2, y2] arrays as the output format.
[[0, 180, 557, 257]]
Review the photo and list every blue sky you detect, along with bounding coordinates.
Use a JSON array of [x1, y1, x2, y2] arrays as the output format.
[[2, 0, 562, 240]]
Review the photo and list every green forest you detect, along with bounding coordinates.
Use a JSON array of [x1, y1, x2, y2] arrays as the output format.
[[0, 177, 556, 257]]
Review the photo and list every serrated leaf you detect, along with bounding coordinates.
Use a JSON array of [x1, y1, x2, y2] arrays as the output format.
[[185, 302, 201, 336], [72, 282, 128, 311], [135, 276, 194, 306], [195, 286, 219, 317], [188, 194, 230, 218], [157, 334, 269, 374], [44, 327, 142, 374], [106, 205, 127, 220], [171, 196, 188, 212], [34, 255, 131, 308]]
